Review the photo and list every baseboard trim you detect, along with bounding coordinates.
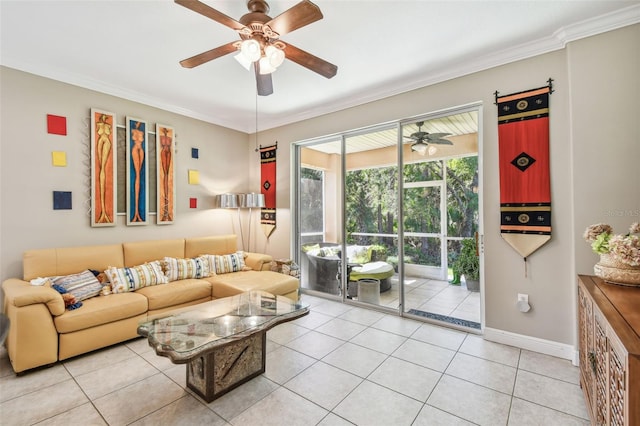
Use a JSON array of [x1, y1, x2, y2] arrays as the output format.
[[484, 327, 578, 365]]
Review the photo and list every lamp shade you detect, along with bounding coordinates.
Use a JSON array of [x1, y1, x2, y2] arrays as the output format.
[[239, 193, 265, 208], [216, 193, 238, 208]]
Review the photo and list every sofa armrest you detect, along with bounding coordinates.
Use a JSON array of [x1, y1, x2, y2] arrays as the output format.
[[2, 278, 65, 316], [2, 278, 62, 373], [245, 252, 273, 271]]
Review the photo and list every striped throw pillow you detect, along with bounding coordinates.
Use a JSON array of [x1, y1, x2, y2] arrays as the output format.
[[164, 256, 211, 281], [51, 269, 103, 302], [105, 261, 168, 293], [204, 251, 247, 274]]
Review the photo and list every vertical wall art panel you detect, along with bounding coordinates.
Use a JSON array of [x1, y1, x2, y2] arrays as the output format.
[[90, 109, 117, 227], [156, 124, 175, 224], [126, 117, 149, 225]]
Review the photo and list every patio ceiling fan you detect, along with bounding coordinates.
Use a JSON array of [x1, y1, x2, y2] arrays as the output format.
[[405, 121, 452, 155], [175, 0, 338, 96]]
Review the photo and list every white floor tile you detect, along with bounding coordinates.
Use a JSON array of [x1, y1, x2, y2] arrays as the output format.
[[513, 370, 590, 420], [0, 379, 88, 425], [315, 317, 367, 341], [368, 356, 441, 402], [393, 338, 456, 372], [207, 375, 278, 421], [428, 374, 512, 425], [285, 361, 362, 410], [230, 387, 328, 426], [130, 395, 228, 426], [413, 404, 476, 425], [371, 314, 422, 337], [333, 380, 423, 426], [508, 397, 591, 425], [322, 342, 388, 378], [459, 334, 520, 367], [264, 346, 316, 384], [338, 307, 385, 326], [411, 322, 467, 350], [445, 352, 517, 394], [285, 330, 345, 359], [518, 349, 580, 384], [349, 327, 407, 355]]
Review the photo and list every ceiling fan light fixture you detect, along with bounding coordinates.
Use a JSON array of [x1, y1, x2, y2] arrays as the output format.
[[265, 45, 285, 68], [240, 39, 261, 62], [411, 142, 428, 155], [258, 56, 277, 74], [234, 52, 252, 70], [427, 145, 438, 156]]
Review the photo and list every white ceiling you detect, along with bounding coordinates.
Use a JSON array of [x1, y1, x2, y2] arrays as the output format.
[[1, 1, 639, 133]]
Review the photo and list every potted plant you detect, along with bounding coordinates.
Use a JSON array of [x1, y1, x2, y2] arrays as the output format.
[[583, 222, 640, 286], [454, 238, 480, 292]]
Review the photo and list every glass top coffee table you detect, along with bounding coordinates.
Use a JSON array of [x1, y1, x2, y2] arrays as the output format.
[[138, 291, 309, 402]]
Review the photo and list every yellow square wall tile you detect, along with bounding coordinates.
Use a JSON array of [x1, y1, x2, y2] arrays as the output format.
[[188, 169, 199, 185], [52, 151, 67, 167]]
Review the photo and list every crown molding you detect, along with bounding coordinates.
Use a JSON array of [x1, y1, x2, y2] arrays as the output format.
[[262, 4, 640, 132]]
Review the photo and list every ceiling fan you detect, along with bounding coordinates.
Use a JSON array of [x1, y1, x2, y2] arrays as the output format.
[[405, 121, 452, 155], [175, 0, 338, 96]]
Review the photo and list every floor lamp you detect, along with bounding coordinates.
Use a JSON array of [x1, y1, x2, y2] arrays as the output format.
[[215, 193, 244, 249], [240, 193, 265, 252]]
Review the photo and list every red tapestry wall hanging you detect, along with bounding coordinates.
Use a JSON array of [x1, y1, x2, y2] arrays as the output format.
[[496, 81, 553, 261], [260, 143, 277, 238]]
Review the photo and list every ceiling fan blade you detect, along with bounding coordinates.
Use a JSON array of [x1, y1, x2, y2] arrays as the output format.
[[175, 0, 244, 30], [179, 41, 238, 68], [266, 0, 323, 36], [254, 63, 274, 96], [427, 133, 452, 139], [283, 43, 337, 79]]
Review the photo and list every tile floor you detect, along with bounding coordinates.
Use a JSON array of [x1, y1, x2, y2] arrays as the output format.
[[0, 294, 589, 426]]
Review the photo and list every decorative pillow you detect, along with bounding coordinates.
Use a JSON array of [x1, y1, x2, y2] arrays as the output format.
[[163, 256, 211, 281], [50, 269, 103, 302], [105, 261, 168, 293], [204, 251, 247, 274]]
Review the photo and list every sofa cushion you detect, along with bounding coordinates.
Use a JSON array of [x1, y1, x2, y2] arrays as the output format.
[[185, 235, 238, 257], [23, 244, 124, 281], [164, 257, 211, 281], [105, 261, 168, 293], [135, 279, 212, 311], [54, 292, 148, 334], [208, 271, 299, 299], [51, 270, 103, 302], [123, 239, 185, 267]]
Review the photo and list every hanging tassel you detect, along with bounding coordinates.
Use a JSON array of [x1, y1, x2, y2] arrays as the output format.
[[524, 257, 528, 278]]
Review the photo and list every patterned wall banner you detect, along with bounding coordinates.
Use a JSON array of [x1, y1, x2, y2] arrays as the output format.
[[260, 144, 277, 238], [90, 109, 117, 227], [156, 123, 175, 224], [126, 117, 149, 226], [497, 85, 552, 259]]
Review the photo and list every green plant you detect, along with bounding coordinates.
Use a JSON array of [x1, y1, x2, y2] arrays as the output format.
[[583, 223, 640, 266], [453, 238, 479, 281]]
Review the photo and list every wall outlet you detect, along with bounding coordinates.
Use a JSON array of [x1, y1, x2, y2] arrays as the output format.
[[518, 293, 529, 303]]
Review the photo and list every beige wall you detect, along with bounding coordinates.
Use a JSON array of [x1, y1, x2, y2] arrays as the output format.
[[249, 24, 639, 347], [0, 67, 253, 282]]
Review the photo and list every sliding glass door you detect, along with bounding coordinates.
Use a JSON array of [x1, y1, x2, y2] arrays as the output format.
[[293, 105, 482, 329]]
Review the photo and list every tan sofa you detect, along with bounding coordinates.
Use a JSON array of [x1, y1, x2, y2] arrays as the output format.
[[1, 235, 299, 374]]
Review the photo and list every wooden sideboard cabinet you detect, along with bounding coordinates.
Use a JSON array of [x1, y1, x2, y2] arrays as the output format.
[[577, 275, 640, 425]]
